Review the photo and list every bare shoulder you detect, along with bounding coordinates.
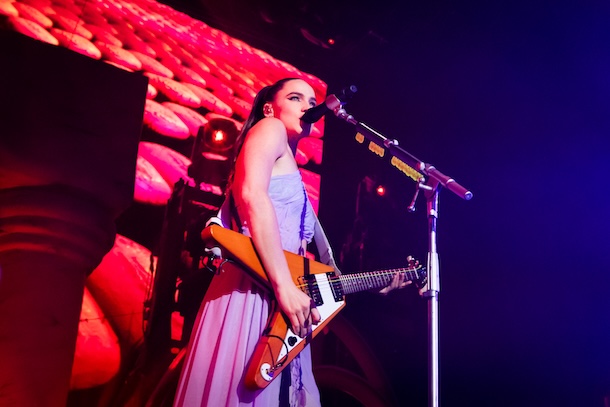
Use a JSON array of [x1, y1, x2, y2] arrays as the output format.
[[246, 117, 287, 147], [250, 117, 286, 138], [242, 117, 288, 159]]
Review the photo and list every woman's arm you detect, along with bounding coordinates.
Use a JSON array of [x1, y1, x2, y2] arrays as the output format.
[[232, 118, 320, 338]]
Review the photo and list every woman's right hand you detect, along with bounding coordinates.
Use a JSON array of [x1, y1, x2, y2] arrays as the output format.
[[274, 282, 321, 338]]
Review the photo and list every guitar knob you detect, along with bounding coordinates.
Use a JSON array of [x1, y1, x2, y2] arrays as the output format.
[[287, 336, 297, 347]]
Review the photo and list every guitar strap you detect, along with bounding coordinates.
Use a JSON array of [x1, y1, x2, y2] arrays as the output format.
[[205, 191, 241, 233], [308, 200, 340, 275], [228, 193, 243, 233]]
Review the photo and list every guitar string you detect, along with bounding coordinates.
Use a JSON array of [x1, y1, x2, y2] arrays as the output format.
[[216, 257, 425, 295], [292, 267, 426, 293], [292, 272, 423, 291], [297, 267, 425, 288]]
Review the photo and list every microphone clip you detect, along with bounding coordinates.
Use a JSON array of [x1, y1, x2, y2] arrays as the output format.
[[301, 85, 358, 124]]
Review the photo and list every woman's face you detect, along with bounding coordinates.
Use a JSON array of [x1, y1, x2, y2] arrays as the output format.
[[268, 79, 317, 137]]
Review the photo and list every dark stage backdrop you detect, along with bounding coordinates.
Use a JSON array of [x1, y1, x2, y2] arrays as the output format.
[[189, 1, 610, 407], [314, 2, 610, 407], [170, 1, 610, 405]]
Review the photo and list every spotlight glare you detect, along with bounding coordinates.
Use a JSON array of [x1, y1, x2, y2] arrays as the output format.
[[213, 130, 225, 143]]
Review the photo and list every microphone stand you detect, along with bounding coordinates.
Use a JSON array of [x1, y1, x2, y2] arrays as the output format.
[[332, 105, 473, 407]]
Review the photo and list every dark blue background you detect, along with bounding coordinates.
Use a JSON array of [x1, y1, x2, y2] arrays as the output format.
[[171, 1, 610, 405], [316, 2, 610, 406]]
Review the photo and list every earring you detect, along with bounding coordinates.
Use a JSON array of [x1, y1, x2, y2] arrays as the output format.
[[263, 104, 273, 117]]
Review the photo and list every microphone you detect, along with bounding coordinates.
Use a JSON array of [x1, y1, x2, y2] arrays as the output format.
[[301, 85, 357, 124]]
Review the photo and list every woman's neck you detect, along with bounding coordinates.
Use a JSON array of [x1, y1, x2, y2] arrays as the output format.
[[287, 133, 305, 155]]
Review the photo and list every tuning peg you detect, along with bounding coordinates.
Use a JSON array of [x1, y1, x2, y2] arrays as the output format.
[[406, 255, 420, 269]]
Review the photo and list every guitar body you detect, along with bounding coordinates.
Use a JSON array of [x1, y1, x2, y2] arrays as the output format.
[[201, 225, 346, 390]]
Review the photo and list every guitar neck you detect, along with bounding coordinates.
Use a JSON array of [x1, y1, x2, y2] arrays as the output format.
[[336, 267, 425, 295]]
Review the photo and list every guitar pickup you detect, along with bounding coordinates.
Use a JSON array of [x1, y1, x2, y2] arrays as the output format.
[[328, 272, 344, 302], [299, 275, 323, 307]]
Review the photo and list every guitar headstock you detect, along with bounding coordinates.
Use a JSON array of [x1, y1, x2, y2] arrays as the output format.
[[406, 256, 419, 269], [407, 256, 428, 289]]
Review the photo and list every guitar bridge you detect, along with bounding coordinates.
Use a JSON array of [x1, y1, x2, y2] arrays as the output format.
[[299, 275, 323, 307]]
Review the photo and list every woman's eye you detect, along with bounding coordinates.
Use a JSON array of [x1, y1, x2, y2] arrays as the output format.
[[309, 102, 316, 108], [289, 96, 300, 101]]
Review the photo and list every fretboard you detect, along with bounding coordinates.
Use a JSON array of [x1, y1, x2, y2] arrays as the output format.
[[336, 267, 425, 295]]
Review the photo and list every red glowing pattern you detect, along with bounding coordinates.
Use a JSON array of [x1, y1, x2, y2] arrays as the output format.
[[3, 0, 327, 208], [1, 0, 329, 390]]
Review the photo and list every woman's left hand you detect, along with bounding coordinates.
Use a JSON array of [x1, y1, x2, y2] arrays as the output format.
[[378, 256, 419, 295], [378, 272, 412, 295]]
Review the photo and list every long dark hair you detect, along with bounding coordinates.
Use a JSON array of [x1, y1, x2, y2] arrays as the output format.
[[226, 77, 300, 191]]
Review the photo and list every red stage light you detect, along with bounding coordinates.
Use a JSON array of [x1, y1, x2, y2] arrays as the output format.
[[212, 130, 225, 143]]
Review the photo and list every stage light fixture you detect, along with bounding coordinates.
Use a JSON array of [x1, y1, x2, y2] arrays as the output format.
[[188, 117, 239, 192], [375, 185, 386, 197]]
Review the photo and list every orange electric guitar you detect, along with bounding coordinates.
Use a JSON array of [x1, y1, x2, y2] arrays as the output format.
[[201, 224, 427, 390]]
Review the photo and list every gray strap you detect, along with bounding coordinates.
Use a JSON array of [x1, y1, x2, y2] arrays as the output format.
[[308, 201, 340, 275]]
